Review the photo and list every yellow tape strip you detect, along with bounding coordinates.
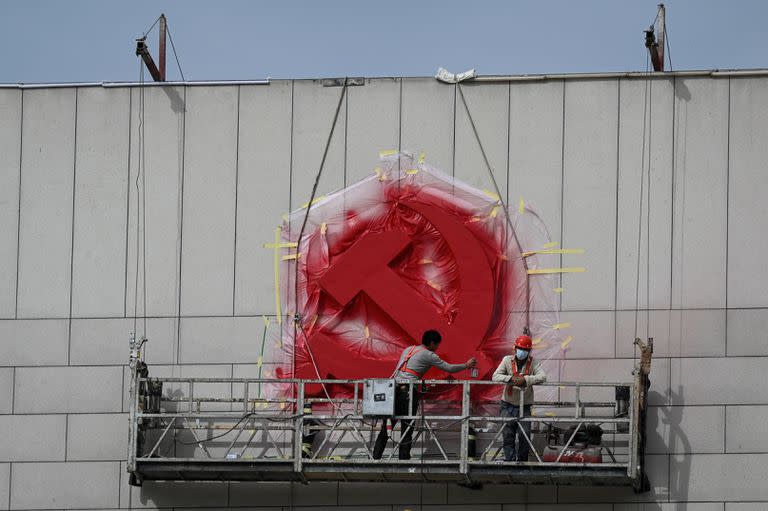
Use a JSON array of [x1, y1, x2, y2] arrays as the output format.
[[522, 248, 585, 257], [263, 242, 298, 249], [262, 315, 271, 328], [545, 412, 556, 417], [419, 258, 433, 265], [532, 337, 543, 345], [554, 287, 564, 293], [379, 149, 397, 158], [426, 280, 442, 291], [320, 222, 327, 235], [543, 241, 559, 248], [282, 253, 301, 261], [490, 206, 499, 218], [257, 355, 263, 368], [281, 213, 289, 222], [482, 189, 500, 201], [301, 196, 326, 209], [518, 197, 525, 214], [527, 267, 586, 275], [405, 168, 419, 175], [418, 151, 426, 164], [561, 336, 573, 349], [364, 325, 370, 339], [273, 228, 282, 324], [374, 167, 388, 181], [553, 322, 572, 330]]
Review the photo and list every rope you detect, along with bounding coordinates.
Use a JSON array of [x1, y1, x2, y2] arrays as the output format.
[[456, 83, 532, 329], [166, 23, 186, 81], [633, 52, 653, 357], [664, 23, 673, 71], [132, 54, 150, 339], [141, 15, 162, 38]]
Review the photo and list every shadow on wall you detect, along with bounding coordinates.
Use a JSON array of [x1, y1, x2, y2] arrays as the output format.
[[161, 85, 185, 114], [646, 387, 692, 509]]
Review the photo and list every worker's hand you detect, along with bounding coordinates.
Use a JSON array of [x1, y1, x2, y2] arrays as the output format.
[[465, 357, 477, 369], [512, 375, 526, 387]]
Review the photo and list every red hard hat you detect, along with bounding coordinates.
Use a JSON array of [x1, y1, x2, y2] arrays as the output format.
[[515, 335, 533, 349]]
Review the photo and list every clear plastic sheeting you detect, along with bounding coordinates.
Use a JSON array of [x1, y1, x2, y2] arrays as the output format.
[[269, 152, 565, 406]]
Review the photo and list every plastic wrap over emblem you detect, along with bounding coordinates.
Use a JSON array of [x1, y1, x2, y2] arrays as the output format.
[[270, 152, 565, 404]]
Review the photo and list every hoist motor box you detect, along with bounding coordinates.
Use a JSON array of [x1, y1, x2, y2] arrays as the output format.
[[362, 379, 395, 416]]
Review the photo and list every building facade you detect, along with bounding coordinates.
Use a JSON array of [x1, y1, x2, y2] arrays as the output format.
[[1, 72, 767, 510]]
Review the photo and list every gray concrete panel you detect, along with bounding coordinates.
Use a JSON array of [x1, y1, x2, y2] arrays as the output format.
[[11, 461, 119, 509], [670, 357, 768, 405], [670, 453, 768, 501], [554, 310, 616, 359], [0, 463, 7, 511], [0, 368, 11, 414], [180, 86, 238, 316], [70, 317, 177, 366], [290, 80, 347, 210], [508, 80, 564, 247], [230, 481, 338, 507], [16, 88, 76, 318], [616, 309, 726, 358], [401, 78, 455, 174], [447, 483, 554, 504], [617, 78, 674, 310], [0, 319, 69, 366], [561, 80, 619, 310], [340, 482, 445, 506], [671, 78, 729, 309], [454, 82, 508, 198], [561, 357, 670, 406], [615, 504, 723, 511], [66, 413, 127, 461], [728, 78, 768, 307], [647, 405, 725, 454], [234, 81, 292, 315], [727, 308, 768, 356], [507, 506, 613, 511], [71, 87, 130, 317], [557, 454, 668, 502], [179, 316, 261, 364], [14, 366, 122, 413], [0, 414, 66, 461], [346, 78, 400, 184], [727, 504, 768, 511], [0, 89, 21, 319], [125, 86, 185, 318], [120, 460, 227, 509], [725, 405, 768, 453]]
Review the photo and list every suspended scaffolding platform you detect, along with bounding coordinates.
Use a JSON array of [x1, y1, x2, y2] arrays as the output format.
[[127, 360, 652, 492]]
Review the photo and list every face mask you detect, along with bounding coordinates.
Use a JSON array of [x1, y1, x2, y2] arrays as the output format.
[[516, 349, 529, 360]]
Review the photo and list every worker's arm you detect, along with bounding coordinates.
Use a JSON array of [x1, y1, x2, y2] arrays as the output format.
[[524, 359, 547, 386], [427, 351, 469, 373], [492, 357, 513, 383]]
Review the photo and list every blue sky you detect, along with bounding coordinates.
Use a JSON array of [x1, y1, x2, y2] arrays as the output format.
[[1, 0, 766, 83]]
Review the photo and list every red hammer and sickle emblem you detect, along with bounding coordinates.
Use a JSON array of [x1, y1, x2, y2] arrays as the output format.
[[301, 201, 496, 379]]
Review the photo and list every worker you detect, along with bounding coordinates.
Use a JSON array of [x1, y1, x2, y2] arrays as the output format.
[[372, 329, 477, 460], [492, 334, 546, 462]]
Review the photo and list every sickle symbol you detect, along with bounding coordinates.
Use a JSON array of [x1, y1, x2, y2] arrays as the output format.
[[298, 201, 495, 379]]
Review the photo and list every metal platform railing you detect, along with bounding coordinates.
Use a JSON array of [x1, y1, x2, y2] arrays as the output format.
[[127, 368, 650, 490]]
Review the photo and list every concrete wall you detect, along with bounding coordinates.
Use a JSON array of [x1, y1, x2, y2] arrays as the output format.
[[1, 74, 767, 510]]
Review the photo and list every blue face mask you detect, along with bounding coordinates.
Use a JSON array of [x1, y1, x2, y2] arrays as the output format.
[[516, 349, 529, 360]]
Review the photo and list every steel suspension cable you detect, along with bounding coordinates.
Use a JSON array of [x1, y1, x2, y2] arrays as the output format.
[[456, 83, 532, 329]]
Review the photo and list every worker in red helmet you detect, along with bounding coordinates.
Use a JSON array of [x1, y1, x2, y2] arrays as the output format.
[[492, 333, 547, 462]]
